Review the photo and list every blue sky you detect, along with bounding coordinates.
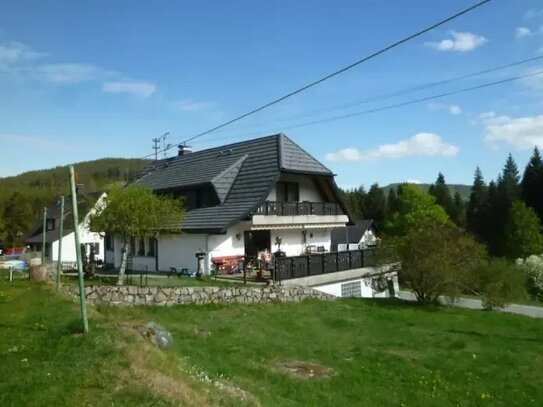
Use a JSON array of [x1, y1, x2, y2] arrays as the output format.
[[1, 0, 543, 188]]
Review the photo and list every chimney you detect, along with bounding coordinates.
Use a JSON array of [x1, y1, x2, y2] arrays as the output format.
[[177, 144, 193, 157]]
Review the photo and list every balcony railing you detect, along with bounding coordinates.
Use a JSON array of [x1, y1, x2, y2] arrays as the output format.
[[255, 201, 344, 216], [273, 248, 380, 281]]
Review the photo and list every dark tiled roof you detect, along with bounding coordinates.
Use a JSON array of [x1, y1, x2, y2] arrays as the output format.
[[135, 134, 339, 233], [331, 220, 376, 245], [26, 229, 74, 244]]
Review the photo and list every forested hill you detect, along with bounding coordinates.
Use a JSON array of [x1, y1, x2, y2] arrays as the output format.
[[0, 158, 148, 244], [383, 183, 471, 201]]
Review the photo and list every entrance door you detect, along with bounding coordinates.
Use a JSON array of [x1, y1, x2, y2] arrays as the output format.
[[244, 230, 271, 258]]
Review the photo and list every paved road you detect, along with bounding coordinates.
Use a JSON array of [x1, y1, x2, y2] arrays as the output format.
[[398, 291, 543, 319]]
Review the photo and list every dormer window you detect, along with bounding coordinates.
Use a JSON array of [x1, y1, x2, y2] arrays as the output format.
[[276, 182, 299, 202], [46, 219, 55, 231]]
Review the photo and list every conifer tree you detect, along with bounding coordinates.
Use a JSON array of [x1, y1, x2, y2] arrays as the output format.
[[467, 167, 488, 242], [429, 172, 456, 221], [364, 183, 386, 225], [521, 146, 543, 222]]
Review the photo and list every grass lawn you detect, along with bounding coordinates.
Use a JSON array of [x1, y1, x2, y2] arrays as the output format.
[[1, 278, 543, 406]]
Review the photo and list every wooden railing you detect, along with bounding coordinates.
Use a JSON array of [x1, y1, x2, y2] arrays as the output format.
[[273, 248, 380, 281], [255, 201, 344, 216]]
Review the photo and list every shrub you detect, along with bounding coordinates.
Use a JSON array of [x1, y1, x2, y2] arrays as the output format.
[[516, 254, 543, 303], [472, 259, 527, 310], [392, 223, 487, 304]]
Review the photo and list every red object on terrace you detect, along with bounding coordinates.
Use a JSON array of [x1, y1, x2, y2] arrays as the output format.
[[6, 247, 26, 255], [212, 255, 245, 274]]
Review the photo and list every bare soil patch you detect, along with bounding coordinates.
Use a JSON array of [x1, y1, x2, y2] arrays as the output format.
[[278, 360, 334, 380]]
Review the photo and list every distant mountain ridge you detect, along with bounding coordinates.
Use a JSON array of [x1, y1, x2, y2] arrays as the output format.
[[383, 183, 471, 201]]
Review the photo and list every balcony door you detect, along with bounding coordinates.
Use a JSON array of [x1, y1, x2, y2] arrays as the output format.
[[244, 230, 271, 258], [276, 182, 299, 202]]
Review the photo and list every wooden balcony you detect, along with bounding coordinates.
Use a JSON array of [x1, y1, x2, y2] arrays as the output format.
[[255, 201, 344, 216], [273, 248, 380, 281]]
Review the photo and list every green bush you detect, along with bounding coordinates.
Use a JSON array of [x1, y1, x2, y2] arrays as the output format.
[[472, 259, 527, 310]]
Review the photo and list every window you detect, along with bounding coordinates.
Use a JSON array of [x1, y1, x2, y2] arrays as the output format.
[[276, 182, 299, 202], [46, 219, 55, 231], [130, 237, 136, 256], [105, 233, 114, 251], [147, 238, 156, 257], [341, 281, 362, 298], [94, 242, 100, 255], [138, 238, 145, 256]]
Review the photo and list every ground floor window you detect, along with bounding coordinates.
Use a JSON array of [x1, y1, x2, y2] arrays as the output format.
[[105, 233, 114, 251], [147, 238, 156, 257], [138, 238, 145, 256], [341, 281, 362, 297]]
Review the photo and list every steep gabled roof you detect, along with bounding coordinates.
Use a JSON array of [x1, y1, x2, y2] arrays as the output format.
[[331, 220, 377, 245], [135, 134, 340, 233]]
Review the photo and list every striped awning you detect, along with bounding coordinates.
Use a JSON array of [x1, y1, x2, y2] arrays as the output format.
[[251, 223, 346, 231]]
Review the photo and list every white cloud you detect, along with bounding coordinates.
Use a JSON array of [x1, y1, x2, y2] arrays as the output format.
[[325, 133, 459, 162], [38, 63, 103, 83], [102, 80, 156, 99], [0, 42, 46, 69], [449, 105, 462, 115], [425, 31, 488, 52], [427, 103, 462, 115], [483, 114, 543, 149], [516, 27, 532, 38], [175, 99, 214, 111]]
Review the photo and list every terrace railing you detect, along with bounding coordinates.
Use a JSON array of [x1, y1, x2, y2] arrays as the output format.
[[274, 248, 380, 281], [255, 201, 344, 216]]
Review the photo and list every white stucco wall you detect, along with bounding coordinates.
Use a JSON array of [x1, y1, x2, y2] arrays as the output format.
[[207, 222, 249, 259], [267, 174, 323, 202], [314, 274, 399, 298], [158, 233, 207, 275], [270, 227, 331, 257], [51, 232, 77, 262]]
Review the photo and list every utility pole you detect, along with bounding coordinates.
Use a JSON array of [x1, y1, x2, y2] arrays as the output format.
[[152, 137, 161, 161], [161, 131, 170, 159], [41, 207, 47, 265], [69, 166, 89, 333], [56, 196, 65, 292]]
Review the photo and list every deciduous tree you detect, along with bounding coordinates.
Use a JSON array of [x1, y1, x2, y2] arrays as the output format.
[[88, 186, 184, 284], [504, 201, 543, 260]]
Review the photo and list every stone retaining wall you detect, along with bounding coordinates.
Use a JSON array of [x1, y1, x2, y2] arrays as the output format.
[[63, 285, 334, 306]]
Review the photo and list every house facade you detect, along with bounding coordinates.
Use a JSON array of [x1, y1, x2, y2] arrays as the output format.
[[26, 193, 106, 264], [330, 220, 378, 252], [105, 134, 352, 275]]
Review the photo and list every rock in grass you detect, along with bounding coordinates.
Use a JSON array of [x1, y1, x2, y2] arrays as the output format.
[[138, 322, 173, 348]]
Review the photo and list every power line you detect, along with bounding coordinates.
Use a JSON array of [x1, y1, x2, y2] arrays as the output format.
[[181, 69, 543, 147], [173, 54, 543, 139], [180, 0, 493, 145]]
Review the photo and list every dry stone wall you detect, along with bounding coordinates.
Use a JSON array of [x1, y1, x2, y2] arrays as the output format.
[[63, 285, 334, 306]]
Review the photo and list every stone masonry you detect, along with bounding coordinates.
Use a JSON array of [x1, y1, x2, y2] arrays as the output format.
[[63, 285, 335, 306]]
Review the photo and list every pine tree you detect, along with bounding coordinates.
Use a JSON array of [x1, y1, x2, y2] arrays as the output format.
[[467, 167, 488, 241], [451, 192, 466, 227], [429, 172, 455, 220], [364, 183, 386, 225], [387, 187, 401, 215], [521, 146, 543, 222], [3, 192, 34, 247], [486, 180, 500, 255], [499, 153, 521, 203]]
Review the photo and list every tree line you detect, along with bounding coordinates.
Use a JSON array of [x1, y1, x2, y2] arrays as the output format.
[[0, 158, 148, 247]]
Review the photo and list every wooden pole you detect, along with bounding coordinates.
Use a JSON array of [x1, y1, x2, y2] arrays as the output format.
[[69, 166, 89, 333], [56, 196, 64, 292], [41, 207, 47, 265]]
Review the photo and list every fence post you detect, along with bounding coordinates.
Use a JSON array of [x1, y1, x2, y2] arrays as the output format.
[[290, 257, 295, 279], [348, 250, 352, 269], [307, 255, 310, 276]]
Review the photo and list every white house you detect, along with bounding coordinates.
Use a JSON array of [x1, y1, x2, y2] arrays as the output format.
[[330, 220, 378, 252], [26, 192, 106, 264], [105, 134, 352, 275]]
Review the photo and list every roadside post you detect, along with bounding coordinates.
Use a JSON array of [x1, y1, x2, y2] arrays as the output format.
[[41, 207, 47, 265], [56, 196, 65, 292], [69, 166, 89, 333]]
